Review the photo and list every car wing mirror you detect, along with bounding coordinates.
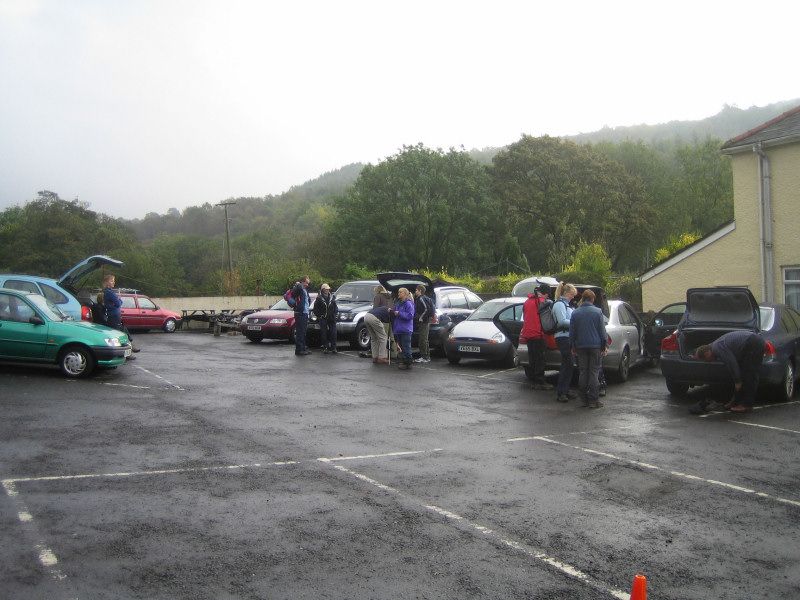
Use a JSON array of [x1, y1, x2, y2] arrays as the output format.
[[29, 315, 45, 326]]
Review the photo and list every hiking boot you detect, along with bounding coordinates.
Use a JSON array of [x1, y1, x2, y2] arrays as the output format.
[[566, 390, 578, 399], [413, 357, 426, 363], [589, 401, 604, 408], [728, 404, 753, 413], [556, 394, 569, 403], [688, 400, 709, 415], [598, 387, 607, 397]]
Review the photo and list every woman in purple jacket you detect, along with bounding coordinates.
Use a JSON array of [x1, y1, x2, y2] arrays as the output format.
[[391, 287, 416, 370]]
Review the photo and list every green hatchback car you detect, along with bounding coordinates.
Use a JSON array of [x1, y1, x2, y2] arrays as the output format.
[[0, 288, 131, 378]]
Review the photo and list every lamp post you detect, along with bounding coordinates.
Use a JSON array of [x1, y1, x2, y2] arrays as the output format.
[[216, 201, 236, 273]]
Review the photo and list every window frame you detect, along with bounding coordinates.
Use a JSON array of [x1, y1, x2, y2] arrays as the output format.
[[783, 266, 800, 311]]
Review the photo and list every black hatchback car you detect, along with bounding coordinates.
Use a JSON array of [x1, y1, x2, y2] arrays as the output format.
[[376, 272, 483, 353], [659, 287, 800, 401]]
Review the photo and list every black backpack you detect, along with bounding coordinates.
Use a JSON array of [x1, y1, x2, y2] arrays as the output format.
[[537, 299, 557, 335]]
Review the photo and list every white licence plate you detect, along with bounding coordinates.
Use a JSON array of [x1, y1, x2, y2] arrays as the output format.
[[124, 348, 132, 358], [247, 325, 262, 331], [458, 345, 481, 353]]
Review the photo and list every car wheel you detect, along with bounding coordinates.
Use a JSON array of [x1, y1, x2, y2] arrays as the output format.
[[447, 354, 461, 365], [503, 346, 519, 368], [665, 378, 689, 396], [246, 336, 262, 343], [59, 345, 96, 378], [776, 361, 796, 402], [350, 322, 370, 351], [163, 318, 177, 333], [611, 347, 630, 383]]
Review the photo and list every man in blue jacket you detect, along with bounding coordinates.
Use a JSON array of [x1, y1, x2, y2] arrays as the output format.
[[569, 289, 607, 408], [292, 276, 312, 356]]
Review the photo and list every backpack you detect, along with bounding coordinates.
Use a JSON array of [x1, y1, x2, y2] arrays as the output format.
[[284, 287, 298, 308], [537, 298, 557, 335]]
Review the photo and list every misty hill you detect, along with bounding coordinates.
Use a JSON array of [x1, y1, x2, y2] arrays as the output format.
[[125, 98, 799, 242], [568, 98, 800, 144]]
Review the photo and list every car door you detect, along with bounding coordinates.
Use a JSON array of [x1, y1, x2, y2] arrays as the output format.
[[0, 293, 48, 359], [493, 303, 524, 347], [136, 296, 161, 328], [119, 295, 139, 328], [644, 302, 686, 358], [619, 303, 644, 358]]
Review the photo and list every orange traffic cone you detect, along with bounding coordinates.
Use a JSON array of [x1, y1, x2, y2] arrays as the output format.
[[630, 573, 647, 600]]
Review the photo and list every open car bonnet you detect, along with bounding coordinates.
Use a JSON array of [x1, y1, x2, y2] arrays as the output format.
[[684, 287, 760, 329], [58, 255, 124, 291], [376, 272, 433, 294]]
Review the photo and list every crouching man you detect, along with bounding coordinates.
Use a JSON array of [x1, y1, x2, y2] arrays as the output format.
[[695, 331, 765, 413]]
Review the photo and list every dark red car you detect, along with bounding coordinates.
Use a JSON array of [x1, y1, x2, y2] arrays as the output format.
[[239, 294, 318, 343], [119, 292, 182, 333]]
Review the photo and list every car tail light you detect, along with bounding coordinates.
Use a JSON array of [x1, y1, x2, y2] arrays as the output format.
[[81, 305, 92, 321], [606, 334, 613, 346], [430, 310, 439, 325], [763, 341, 777, 362], [661, 331, 679, 354]]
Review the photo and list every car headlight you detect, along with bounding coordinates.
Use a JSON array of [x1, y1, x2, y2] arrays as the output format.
[[338, 313, 354, 322], [241, 317, 249, 324], [268, 318, 287, 324], [104, 338, 122, 347], [490, 332, 506, 344], [448, 333, 455, 340]]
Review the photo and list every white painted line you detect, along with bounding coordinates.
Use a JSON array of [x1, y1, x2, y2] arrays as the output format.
[[18, 511, 33, 522], [321, 449, 442, 462], [36, 544, 59, 567], [507, 419, 683, 442], [324, 461, 628, 600], [3, 461, 297, 484], [2, 480, 18, 497], [531, 436, 800, 508], [133, 365, 185, 390], [699, 400, 800, 418], [729, 421, 800, 435], [478, 367, 520, 378], [101, 382, 151, 389]]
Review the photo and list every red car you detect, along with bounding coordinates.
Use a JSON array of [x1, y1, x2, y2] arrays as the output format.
[[239, 294, 317, 343], [119, 292, 182, 333]]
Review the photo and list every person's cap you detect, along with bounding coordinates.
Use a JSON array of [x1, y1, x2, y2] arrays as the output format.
[[321, 284, 331, 290]]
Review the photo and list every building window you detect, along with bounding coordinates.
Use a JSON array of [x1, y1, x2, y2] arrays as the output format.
[[784, 267, 800, 310]]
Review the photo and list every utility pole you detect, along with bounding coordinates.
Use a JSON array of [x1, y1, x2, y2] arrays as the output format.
[[216, 201, 236, 272]]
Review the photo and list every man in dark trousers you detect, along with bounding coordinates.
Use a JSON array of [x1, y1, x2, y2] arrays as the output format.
[[292, 276, 312, 356], [695, 331, 765, 413], [569, 289, 607, 408], [522, 283, 551, 390], [413, 285, 434, 364], [102, 273, 138, 358]]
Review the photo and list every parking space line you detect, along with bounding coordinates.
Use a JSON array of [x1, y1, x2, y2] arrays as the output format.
[[1, 481, 67, 581], [478, 367, 520, 378], [321, 449, 442, 462], [530, 436, 800, 508], [506, 419, 683, 442], [133, 365, 185, 390], [320, 460, 628, 600], [101, 382, 152, 389], [699, 400, 800, 418], [729, 421, 800, 435]]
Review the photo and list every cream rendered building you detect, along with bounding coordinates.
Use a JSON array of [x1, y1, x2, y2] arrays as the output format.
[[641, 105, 800, 311]]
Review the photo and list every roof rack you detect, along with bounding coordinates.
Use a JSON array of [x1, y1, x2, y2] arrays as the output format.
[[114, 287, 140, 294]]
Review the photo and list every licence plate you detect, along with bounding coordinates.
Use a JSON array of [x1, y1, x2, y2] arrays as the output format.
[[124, 348, 132, 358], [458, 345, 481, 353], [247, 325, 262, 331]]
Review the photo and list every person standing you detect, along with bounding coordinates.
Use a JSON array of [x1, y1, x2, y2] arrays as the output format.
[[522, 283, 552, 390], [392, 287, 415, 370], [293, 276, 312, 356], [360, 285, 392, 359], [102, 273, 138, 358], [695, 331, 765, 413], [365, 304, 390, 364], [552, 282, 578, 402], [569, 289, 607, 408], [313, 283, 338, 354], [413, 285, 434, 363]]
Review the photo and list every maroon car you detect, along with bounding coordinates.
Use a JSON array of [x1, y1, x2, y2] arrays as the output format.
[[239, 294, 318, 343], [119, 292, 182, 333]]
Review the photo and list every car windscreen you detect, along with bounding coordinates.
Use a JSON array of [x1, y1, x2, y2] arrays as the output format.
[[334, 284, 375, 303], [271, 299, 291, 310], [27, 294, 65, 321], [760, 307, 775, 331], [467, 300, 508, 321]]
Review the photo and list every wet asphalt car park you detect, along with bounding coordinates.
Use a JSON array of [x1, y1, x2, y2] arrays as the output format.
[[1, 332, 799, 600]]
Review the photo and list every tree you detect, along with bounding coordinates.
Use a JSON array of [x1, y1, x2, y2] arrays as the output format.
[[327, 144, 502, 273], [491, 136, 654, 273]]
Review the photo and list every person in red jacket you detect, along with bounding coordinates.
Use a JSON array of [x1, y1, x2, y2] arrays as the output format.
[[522, 283, 552, 390]]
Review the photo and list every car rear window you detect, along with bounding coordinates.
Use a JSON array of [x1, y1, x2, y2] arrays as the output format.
[[335, 284, 375, 302], [40, 282, 69, 305], [759, 307, 774, 331], [120, 296, 137, 309], [138, 297, 157, 309]]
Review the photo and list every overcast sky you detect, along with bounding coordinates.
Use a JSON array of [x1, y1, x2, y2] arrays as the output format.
[[1, 0, 798, 219]]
